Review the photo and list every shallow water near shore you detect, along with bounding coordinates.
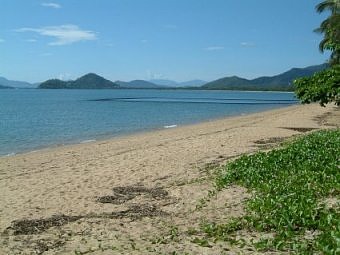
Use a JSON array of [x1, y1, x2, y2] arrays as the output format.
[[0, 89, 297, 156]]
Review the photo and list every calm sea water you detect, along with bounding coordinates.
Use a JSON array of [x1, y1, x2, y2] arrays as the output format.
[[0, 89, 298, 156]]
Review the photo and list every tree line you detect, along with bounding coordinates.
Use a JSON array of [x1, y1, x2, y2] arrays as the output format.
[[294, 0, 339, 106]]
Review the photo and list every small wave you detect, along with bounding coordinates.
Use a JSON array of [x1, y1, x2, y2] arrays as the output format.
[[28, 150, 40, 154], [164, 125, 177, 129], [80, 139, 96, 144], [5, 152, 16, 157]]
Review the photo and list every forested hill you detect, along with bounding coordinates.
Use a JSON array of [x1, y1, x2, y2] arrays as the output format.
[[39, 73, 119, 89], [201, 64, 328, 91], [0, 84, 14, 89], [115, 80, 165, 89]]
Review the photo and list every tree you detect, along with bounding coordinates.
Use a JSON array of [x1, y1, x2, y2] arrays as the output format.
[[294, 0, 339, 106], [315, 0, 340, 66], [294, 65, 339, 106]]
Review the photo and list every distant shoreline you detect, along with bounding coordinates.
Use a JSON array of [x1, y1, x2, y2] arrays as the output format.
[[4, 87, 296, 91]]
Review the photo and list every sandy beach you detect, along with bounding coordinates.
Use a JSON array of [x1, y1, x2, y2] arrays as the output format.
[[0, 103, 339, 255]]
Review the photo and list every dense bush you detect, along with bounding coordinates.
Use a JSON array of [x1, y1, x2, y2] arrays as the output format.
[[294, 65, 340, 106]]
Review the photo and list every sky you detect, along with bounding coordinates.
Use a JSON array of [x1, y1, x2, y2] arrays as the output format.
[[0, 0, 331, 83]]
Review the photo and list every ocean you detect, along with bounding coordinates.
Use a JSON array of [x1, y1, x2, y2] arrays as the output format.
[[0, 89, 298, 156]]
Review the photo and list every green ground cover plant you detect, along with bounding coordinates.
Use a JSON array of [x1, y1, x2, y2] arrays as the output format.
[[206, 129, 339, 254]]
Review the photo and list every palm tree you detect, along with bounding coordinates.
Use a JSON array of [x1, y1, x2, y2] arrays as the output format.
[[316, 0, 340, 14], [293, 1, 339, 106], [315, 0, 340, 65]]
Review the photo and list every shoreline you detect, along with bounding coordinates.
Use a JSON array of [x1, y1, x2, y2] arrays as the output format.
[[0, 103, 338, 254], [1, 103, 297, 158]]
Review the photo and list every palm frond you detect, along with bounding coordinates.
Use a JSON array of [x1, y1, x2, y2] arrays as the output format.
[[316, 0, 340, 13], [319, 38, 329, 52]]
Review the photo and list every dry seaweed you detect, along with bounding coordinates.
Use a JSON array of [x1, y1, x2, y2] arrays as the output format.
[[108, 204, 169, 220], [96, 194, 135, 204], [281, 127, 317, 133], [33, 239, 66, 255], [5, 204, 168, 236], [112, 186, 168, 199], [6, 215, 82, 235], [97, 185, 168, 204]]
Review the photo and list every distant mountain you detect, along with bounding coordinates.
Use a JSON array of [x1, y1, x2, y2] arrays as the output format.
[[116, 80, 164, 89], [250, 64, 329, 87], [114, 80, 129, 87], [71, 73, 119, 89], [39, 73, 120, 89], [39, 79, 70, 89], [179, 80, 207, 87], [0, 84, 14, 89], [0, 77, 35, 88], [149, 79, 178, 87], [202, 76, 252, 90], [150, 79, 207, 87], [202, 64, 328, 91]]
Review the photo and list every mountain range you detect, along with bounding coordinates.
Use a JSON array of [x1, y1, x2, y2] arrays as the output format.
[[0, 76, 35, 89], [149, 79, 207, 87], [115, 80, 165, 89], [1, 63, 328, 90], [39, 77, 207, 89], [202, 64, 328, 91]]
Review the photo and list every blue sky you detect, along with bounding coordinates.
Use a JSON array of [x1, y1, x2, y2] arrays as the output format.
[[0, 0, 330, 83]]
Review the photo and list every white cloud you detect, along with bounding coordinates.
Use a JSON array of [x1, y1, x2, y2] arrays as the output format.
[[141, 39, 148, 43], [146, 70, 164, 80], [58, 73, 73, 80], [204, 46, 224, 51], [16, 25, 97, 45], [41, 2, 61, 9], [240, 42, 255, 47]]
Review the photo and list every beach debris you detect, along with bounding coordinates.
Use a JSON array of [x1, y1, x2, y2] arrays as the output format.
[[253, 137, 286, 149], [5, 214, 82, 235], [281, 127, 318, 133], [4, 204, 168, 237], [314, 111, 337, 126], [253, 137, 286, 145], [97, 185, 169, 204], [33, 239, 66, 255], [5, 186, 170, 237], [96, 194, 135, 204], [107, 204, 169, 220], [113, 186, 169, 199]]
